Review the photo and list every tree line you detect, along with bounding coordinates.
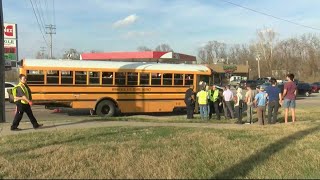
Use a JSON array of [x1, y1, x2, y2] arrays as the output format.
[[198, 28, 320, 82], [35, 28, 320, 82]]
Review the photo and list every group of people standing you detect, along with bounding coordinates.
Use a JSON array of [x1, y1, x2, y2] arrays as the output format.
[[184, 73, 297, 125]]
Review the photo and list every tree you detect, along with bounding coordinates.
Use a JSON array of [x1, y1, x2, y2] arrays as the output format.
[[137, 46, 152, 51], [155, 44, 173, 52], [90, 49, 103, 53], [197, 41, 227, 64], [35, 51, 48, 59], [63, 48, 81, 60], [255, 28, 277, 75]]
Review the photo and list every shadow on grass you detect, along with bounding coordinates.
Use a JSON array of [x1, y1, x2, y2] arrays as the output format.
[[1, 128, 141, 156], [212, 124, 320, 179]]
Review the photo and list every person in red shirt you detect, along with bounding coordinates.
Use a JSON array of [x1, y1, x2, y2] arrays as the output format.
[[283, 74, 297, 124]]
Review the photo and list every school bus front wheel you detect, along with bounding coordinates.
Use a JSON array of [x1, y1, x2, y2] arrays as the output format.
[[96, 100, 116, 117]]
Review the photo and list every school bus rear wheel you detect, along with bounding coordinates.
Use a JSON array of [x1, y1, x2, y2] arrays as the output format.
[[96, 100, 116, 117]]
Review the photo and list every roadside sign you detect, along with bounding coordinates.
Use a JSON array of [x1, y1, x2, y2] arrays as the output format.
[[4, 39, 16, 47], [5, 61, 12, 70], [4, 23, 16, 39], [3, 23, 18, 71], [4, 53, 16, 61]]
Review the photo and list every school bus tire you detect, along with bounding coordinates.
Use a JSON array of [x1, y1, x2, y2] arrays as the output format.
[[96, 100, 116, 117]]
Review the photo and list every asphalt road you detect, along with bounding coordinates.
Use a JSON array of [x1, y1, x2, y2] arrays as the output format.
[[0, 93, 319, 136], [3, 92, 320, 123]]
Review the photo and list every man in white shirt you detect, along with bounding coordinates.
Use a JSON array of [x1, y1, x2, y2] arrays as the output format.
[[222, 85, 235, 119]]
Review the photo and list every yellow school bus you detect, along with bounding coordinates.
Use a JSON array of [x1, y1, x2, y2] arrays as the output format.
[[16, 59, 212, 117]]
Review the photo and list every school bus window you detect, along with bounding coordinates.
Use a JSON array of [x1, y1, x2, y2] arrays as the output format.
[[27, 70, 44, 84], [140, 73, 150, 85], [47, 70, 59, 84], [185, 74, 194, 85], [115, 72, 126, 85], [75, 71, 87, 85], [174, 74, 183, 85], [163, 73, 173, 85], [89, 72, 100, 85], [61, 71, 73, 84], [102, 72, 113, 85], [151, 73, 161, 85], [127, 72, 138, 85]]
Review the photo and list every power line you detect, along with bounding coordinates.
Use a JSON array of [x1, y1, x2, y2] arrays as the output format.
[[52, 0, 56, 25], [33, 0, 46, 30], [36, 0, 47, 27], [44, 0, 50, 24], [29, 0, 49, 47], [219, 0, 320, 31]]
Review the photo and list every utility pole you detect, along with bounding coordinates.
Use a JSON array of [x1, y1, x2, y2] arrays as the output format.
[[45, 24, 56, 59], [0, 0, 5, 123], [40, 46, 46, 58], [256, 55, 261, 78]]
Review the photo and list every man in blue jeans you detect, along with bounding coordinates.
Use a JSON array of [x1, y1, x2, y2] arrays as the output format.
[[266, 78, 282, 124], [197, 86, 209, 120]]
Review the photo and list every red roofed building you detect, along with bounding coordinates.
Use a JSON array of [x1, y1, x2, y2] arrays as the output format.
[[80, 51, 196, 64]]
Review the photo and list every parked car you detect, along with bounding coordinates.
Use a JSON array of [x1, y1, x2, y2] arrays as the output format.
[[297, 83, 312, 97], [5, 82, 17, 100], [277, 82, 312, 97], [260, 82, 312, 97], [257, 77, 270, 83], [230, 76, 246, 88], [260, 82, 271, 90], [311, 82, 320, 93], [239, 80, 257, 89]]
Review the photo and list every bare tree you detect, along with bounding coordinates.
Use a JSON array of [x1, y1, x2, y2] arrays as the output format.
[[90, 49, 103, 53], [35, 51, 43, 59], [155, 44, 173, 52], [63, 48, 81, 60], [197, 41, 227, 64], [255, 28, 277, 75], [137, 46, 152, 51], [35, 51, 49, 59]]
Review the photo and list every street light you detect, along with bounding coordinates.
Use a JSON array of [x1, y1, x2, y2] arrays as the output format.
[[256, 55, 261, 78]]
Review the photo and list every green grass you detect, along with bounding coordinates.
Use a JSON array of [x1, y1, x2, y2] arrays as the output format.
[[54, 104, 320, 125], [1, 121, 320, 179], [1, 101, 319, 179]]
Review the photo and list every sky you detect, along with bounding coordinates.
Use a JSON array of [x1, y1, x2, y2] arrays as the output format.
[[3, 0, 320, 59]]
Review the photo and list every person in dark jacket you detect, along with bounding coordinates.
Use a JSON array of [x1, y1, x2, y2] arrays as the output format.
[[11, 74, 43, 131], [185, 85, 195, 119]]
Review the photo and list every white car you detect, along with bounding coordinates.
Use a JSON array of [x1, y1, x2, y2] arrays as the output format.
[[5, 82, 17, 99]]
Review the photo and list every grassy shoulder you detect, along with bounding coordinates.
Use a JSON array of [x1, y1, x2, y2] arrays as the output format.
[[1, 121, 320, 179], [76, 104, 320, 124]]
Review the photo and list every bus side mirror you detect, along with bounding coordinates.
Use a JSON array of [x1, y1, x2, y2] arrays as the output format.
[[17, 60, 23, 66]]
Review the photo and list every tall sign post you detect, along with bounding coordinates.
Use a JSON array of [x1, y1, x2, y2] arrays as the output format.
[[0, 0, 5, 122], [4, 22, 17, 70]]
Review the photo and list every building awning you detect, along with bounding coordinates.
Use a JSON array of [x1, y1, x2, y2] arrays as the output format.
[[206, 64, 249, 74]]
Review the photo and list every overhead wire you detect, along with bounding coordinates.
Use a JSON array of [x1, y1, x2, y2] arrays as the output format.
[[44, 0, 50, 24], [33, 0, 46, 31], [219, 0, 320, 31], [52, 0, 56, 26], [29, 0, 50, 47]]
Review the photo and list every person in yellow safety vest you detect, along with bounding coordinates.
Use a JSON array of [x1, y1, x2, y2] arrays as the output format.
[[197, 85, 209, 120], [10, 74, 43, 131], [208, 85, 221, 120]]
